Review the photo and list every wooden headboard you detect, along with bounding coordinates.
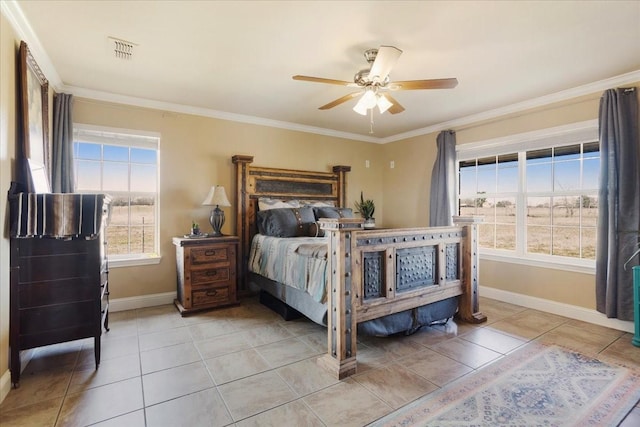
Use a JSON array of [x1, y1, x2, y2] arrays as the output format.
[[232, 155, 351, 294]]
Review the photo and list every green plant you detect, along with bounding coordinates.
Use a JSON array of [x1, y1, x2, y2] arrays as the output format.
[[354, 192, 375, 220], [191, 220, 199, 230]]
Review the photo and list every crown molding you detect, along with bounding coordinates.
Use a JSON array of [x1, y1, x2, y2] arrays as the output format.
[[64, 69, 639, 145], [380, 70, 640, 144], [1, 0, 62, 89], [63, 85, 380, 143]]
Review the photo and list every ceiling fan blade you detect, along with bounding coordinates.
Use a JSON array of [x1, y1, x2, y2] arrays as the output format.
[[384, 94, 405, 114], [368, 45, 402, 84], [318, 92, 362, 110], [389, 78, 458, 90], [293, 75, 354, 86]]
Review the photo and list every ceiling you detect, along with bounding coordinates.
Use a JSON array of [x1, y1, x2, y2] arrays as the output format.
[[7, 1, 640, 141]]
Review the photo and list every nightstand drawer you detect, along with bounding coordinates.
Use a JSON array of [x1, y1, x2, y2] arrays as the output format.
[[191, 267, 230, 285], [190, 246, 230, 265], [192, 286, 230, 307]]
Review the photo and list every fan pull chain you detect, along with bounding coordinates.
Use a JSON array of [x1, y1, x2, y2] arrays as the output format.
[[369, 108, 374, 134]]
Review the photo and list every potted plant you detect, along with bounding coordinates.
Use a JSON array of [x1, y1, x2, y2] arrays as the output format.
[[191, 221, 200, 236], [355, 192, 376, 228]]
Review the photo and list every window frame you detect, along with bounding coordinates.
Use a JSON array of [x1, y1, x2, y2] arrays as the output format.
[[456, 120, 599, 274], [73, 123, 161, 268]]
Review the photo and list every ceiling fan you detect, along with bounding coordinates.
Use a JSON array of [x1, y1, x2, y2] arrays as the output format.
[[293, 45, 458, 116]]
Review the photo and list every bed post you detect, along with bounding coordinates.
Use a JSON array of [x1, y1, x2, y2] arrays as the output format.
[[332, 165, 351, 208], [317, 218, 364, 379], [232, 155, 254, 294], [453, 216, 487, 323]]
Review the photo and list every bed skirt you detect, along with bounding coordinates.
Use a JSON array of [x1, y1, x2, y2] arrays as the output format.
[[249, 272, 458, 336]]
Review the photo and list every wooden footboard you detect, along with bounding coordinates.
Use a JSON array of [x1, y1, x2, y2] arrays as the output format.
[[317, 217, 486, 379]]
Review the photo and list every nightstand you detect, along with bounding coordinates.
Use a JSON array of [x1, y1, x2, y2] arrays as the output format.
[[172, 235, 239, 315]]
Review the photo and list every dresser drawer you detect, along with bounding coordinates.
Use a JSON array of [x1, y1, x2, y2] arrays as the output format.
[[192, 286, 230, 307], [190, 246, 230, 265], [191, 267, 230, 285]]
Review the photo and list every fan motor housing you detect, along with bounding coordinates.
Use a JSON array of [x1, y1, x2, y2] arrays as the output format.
[[354, 69, 390, 87]]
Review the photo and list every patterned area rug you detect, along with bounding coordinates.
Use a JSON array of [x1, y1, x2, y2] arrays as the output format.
[[370, 343, 640, 427]]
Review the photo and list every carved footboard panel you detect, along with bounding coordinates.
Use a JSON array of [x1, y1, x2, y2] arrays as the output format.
[[317, 217, 486, 379]]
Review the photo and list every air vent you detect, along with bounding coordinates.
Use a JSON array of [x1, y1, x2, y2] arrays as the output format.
[[108, 36, 137, 60]]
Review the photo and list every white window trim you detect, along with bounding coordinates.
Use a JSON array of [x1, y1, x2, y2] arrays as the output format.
[[110, 255, 162, 268], [456, 120, 599, 271], [456, 120, 598, 161], [74, 123, 161, 266]]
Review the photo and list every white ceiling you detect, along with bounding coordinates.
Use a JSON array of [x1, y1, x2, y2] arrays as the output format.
[[7, 0, 640, 141]]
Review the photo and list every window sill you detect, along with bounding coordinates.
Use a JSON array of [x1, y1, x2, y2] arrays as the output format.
[[480, 251, 595, 275], [109, 255, 162, 268]]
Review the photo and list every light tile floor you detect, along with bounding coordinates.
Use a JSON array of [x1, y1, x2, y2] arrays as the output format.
[[1, 297, 639, 426]]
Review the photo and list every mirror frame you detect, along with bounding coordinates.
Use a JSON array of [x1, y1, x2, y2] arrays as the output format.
[[18, 40, 50, 192]]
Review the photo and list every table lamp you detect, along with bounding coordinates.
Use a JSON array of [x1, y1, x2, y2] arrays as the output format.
[[202, 185, 231, 236]]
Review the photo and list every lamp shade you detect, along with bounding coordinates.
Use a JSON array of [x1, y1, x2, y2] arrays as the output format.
[[202, 185, 231, 207], [377, 94, 393, 114]]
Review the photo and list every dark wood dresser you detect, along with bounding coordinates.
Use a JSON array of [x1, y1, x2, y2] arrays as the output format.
[[9, 193, 110, 387]]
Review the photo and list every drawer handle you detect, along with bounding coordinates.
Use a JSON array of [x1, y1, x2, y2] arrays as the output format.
[[206, 270, 218, 277], [205, 250, 216, 256], [206, 289, 218, 296]]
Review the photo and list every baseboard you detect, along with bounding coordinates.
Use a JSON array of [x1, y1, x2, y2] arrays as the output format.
[[109, 291, 177, 312], [0, 368, 10, 404], [479, 286, 634, 333]]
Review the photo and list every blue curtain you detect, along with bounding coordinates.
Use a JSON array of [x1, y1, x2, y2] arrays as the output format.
[[51, 93, 75, 193], [595, 87, 639, 320], [429, 130, 456, 227]]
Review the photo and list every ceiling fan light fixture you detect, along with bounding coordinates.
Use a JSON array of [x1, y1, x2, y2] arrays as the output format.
[[377, 94, 393, 114], [353, 89, 377, 115], [353, 100, 369, 115]]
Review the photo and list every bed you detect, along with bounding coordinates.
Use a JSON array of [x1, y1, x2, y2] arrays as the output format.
[[232, 155, 486, 378]]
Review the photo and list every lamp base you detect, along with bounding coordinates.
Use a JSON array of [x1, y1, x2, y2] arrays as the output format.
[[209, 206, 225, 237]]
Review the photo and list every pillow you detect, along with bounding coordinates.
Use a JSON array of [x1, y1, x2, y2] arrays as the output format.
[[258, 197, 300, 211], [256, 207, 316, 237], [313, 206, 354, 220], [303, 200, 336, 208]]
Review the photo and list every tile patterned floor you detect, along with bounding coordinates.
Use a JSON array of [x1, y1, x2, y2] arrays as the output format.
[[1, 297, 638, 426]]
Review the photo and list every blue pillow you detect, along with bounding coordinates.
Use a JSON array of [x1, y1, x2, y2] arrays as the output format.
[[257, 207, 316, 237], [313, 206, 354, 220]]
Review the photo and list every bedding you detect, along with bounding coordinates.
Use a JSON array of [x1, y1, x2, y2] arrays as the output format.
[[248, 234, 328, 303]]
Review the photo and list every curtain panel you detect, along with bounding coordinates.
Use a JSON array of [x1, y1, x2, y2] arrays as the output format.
[[595, 87, 640, 321], [429, 130, 456, 227], [51, 93, 75, 193]]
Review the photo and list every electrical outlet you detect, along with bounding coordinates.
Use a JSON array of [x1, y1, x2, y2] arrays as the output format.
[[365, 160, 370, 168], [390, 160, 395, 169]]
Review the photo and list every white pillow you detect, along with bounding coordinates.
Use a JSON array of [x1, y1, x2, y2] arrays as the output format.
[[302, 200, 336, 208], [258, 197, 301, 211]]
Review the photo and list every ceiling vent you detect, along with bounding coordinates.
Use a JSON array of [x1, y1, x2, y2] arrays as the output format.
[[108, 36, 137, 60]]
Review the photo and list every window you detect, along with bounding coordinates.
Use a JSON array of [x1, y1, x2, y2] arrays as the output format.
[[73, 124, 160, 265], [457, 121, 599, 269]]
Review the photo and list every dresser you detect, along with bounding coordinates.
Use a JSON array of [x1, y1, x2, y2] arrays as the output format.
[[9, 193, 110, 387], [173, 236, 239, 315]]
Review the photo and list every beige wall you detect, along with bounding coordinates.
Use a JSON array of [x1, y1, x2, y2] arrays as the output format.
[[1, 12, 17, 396], [382, 87, 640, 311], [74, 99, 386, 299]]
